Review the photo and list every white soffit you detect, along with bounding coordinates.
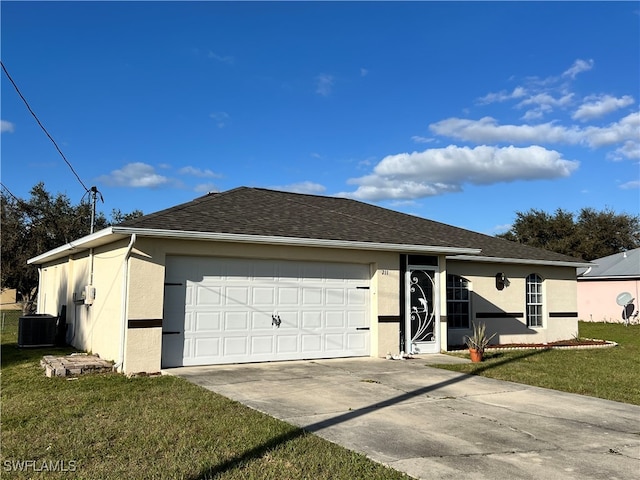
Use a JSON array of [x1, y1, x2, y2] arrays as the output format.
[[28, 226, 481, 265], [447, 254, 592, 268]]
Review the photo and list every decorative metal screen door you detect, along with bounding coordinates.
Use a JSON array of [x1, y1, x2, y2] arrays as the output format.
[[405, 267, 440, 354]]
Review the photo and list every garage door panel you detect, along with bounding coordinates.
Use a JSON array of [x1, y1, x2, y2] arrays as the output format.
[[278, 263, 300, 282], [302, 311, 322, 329], [224, 336, 247, 355], [301, 263, 324, 280], [252, 261, 277, 279], [195, 285, 222, 306], [194, 337, 220, 357], [252, 286, 275, 305], [347, 333, 367, 350], [162, 256, 370, 367], [278, 287, 299, 304], [302, 287, 322, 305], [325, 333, 345, 351], [276, 334, 298, 353], [347, 311, 367, 328], [224, 312, 249, 331], [326, 288, 346, 305], [226, 286, 249, 305], [195, 312, 221, 331], [251, 336, 274, 355], [301, 334, 322, 352], [251, 312, 273, 330], [277, 310, 299, 329], [326, 311, 346, 328]]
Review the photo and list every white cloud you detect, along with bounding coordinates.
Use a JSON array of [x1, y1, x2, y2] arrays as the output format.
[[270, 181, 326, 195], [584, 111, 640, 148], [1, 120, 15, 133], [619, 180, 640, 190], [210, 112, 230, 128], [477, 87, 527, 105], [478, 60, 597, 120], [194, 183, 220, 193], [491, 223, 513, 235], [562, 59, 594, 79], [411, 135, 435, 144], [179, 166, 222, 178], [97, 162, 169, 188], [572, 94, 635, 121], [315, 74, 334, 97], [341, 145, 579, 201], [208, 51, 234, 64], [429, 112, 640, 158], [517, 92, 574, 109], [429, 117, 583, 145], [608, 141, 640, 161]]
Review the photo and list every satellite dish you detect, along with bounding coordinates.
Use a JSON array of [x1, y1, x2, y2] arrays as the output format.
[[616, 292, 634, 306], [616, 292, 637, 325]]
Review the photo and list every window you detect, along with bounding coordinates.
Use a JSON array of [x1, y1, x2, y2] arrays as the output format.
[[447, 274, 470, 328], [526, 274, 543, 327]]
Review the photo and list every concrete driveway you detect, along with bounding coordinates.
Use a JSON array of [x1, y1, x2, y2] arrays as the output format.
[[166, 356, 640, 480]]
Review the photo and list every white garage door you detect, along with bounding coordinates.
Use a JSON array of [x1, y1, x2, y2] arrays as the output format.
[[162, 256, 371, 367]]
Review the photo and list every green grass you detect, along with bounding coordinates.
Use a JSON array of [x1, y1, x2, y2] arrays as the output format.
[[435, 321, 640, 405], [0, 311, 410, 480]]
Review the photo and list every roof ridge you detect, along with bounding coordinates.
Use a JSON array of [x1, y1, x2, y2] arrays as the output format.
[[246, 188, 584, 261], [254, 188, 433, 239], [117, 187, 248, 227]]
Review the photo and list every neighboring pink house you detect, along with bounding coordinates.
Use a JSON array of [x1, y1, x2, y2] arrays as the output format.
[[577, 248, 640, 323]]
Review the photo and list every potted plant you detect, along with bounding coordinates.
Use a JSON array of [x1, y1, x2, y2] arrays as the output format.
[[464, 321, 496, 362]]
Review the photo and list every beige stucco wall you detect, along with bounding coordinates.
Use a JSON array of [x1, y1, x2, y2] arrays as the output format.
[[446, 261, 579, 346], [578, 279, 640, 323], [38, 241, 129, 364]]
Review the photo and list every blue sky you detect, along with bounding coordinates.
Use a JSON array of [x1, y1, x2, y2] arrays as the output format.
[[2, 1, 639, 235]]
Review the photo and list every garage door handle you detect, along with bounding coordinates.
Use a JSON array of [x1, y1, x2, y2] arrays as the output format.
[[356, 327, 370, 331], [162, 331, 181, 335], [272, 315, 282, 328]]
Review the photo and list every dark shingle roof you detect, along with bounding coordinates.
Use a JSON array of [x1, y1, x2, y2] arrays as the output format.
[[118, 187, 585, 265]]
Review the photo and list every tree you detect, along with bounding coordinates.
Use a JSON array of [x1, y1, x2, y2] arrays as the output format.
[[1, 182, 141, 312], [110, 208, 144, 224], [498, 207, 640, 261]]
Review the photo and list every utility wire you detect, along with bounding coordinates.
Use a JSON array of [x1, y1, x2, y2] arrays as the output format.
[[0, 182, 21, 202], [1, 61, 90, 194]]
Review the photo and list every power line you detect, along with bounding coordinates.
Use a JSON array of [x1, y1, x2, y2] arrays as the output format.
[[0, 182, 20, 202], [1, 61, 90, 194]]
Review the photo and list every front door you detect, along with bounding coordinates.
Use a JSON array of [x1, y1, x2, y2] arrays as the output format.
[[405, 266, 439, 354]]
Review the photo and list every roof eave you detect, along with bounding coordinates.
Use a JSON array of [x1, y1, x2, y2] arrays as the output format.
[[109, 227, 481, 255], [27, 227, 129, 265], [577, 275, 640, 281], [27, 226, 480, 265], [446, 254, 592, 268]]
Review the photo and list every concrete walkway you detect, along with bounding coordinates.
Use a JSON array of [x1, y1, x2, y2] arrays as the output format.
[[167, 357, 640, 480]]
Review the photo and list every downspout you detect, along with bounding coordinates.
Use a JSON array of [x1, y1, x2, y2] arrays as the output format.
[[114, 234, 137, 372], [36, 267, 43, 313]]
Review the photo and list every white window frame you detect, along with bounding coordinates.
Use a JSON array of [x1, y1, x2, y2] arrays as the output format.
[[446, 274, 471, 329], [526, 273, 544, 328]]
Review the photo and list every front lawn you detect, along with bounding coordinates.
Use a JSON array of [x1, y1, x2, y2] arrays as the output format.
[[0, 310, 409, 480], [435, 321, 640, 405]]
